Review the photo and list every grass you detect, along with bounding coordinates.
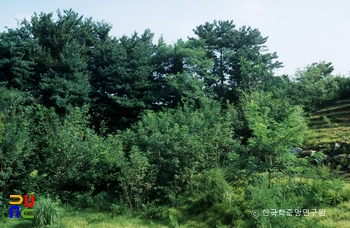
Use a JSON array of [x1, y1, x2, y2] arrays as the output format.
[[295, 99, 350, 227], [2, 182, 350, 228], [304, 99, 350, 148], [0, 210, 169, 228], [315, 201, 350, 228], [305, 127, 350, 147]]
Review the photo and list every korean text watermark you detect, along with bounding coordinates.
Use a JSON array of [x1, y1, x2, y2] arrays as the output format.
[[251, 209, 326, 218]]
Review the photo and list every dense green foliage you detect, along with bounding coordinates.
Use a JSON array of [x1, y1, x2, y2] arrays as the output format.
[[32, 196, 63, 227], [0, 9, 349, 227]]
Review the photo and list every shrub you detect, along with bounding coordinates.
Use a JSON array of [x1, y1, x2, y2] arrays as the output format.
[[32, 196, 63, 227], [167, 168, 245, 227], [118, 98, 240, 206], [244, 173, 322, 228], [185, 168, 233, 207]]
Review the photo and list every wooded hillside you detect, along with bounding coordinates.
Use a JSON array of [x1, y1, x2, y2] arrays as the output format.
[[1, 9, 350, 228]]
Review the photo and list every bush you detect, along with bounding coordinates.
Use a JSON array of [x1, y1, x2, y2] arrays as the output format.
[[32, 196, 63, 227], [119, 98, 240, 205], [0, 87, 35, 197], [28, 105, 103, 199], [167, 168, 245, 227], [244, 173, 321, 228], [185, 168, 233, 207]]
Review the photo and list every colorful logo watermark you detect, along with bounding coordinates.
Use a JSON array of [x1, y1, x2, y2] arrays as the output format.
[[9, 194, 35, 219]]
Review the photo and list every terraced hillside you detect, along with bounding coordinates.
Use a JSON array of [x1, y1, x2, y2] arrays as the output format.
[[304, 99, 350, 148]]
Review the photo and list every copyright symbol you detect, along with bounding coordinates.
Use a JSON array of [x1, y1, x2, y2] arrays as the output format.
[[251, 210, 259, 219]]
